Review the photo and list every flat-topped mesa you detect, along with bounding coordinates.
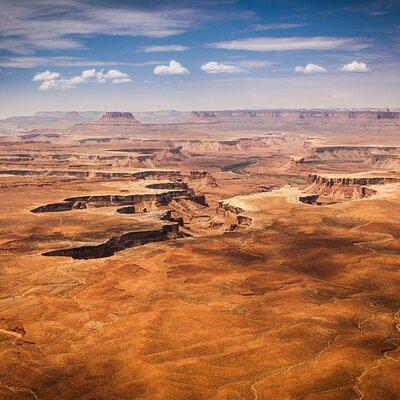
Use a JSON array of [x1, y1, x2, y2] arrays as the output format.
[[314, 145, 398, 153], [31, 185, 207, 213], [312, 146, 399, 160], [308, 174, 400, 186], [187, 109, 400, 124], [187, 111, 219, 123], [304, 173, 400, 202], [96, 112, 141, 125], [188, 110, 260, 123], [65, 111, 81, 118]]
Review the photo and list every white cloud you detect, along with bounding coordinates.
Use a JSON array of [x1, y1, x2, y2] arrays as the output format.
[[132, 60, 166, 67], [0, 1, 250, 55], [206, 36, 369, 52], [112, 78, 133, 84], [33, 68, 133, 90], [32, 70, 60, 81], [294, 63, 326, 73], [153, 60, 189, 75], [68, 76, 85, 86], [201, 61, 247, 74], [102, 69, 130, 79], [251, 23, 307, 31], [0, 56, 127, 69], [369, 11, 387, 16], [139, 45, 189, 53], [340, 61, 370, 73], [38, 78, 76, 91], [227, 59, 274, 69], [81, 69, 97, 79]]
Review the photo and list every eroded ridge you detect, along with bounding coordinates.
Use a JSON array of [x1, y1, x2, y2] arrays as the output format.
[[43, 221, 181, 259]]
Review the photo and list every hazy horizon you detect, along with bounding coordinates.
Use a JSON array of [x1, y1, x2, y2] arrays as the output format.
[[3, 106, 400, 120]]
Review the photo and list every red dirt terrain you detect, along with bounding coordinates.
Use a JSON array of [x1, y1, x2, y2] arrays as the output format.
[[0, 110, 400, 400]]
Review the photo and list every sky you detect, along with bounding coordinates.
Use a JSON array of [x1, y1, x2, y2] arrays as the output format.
[[0, 0, 399, 117]]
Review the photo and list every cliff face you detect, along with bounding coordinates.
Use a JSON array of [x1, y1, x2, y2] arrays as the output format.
[[312, 146, 398, 161], [43, 223, 180, 259], [31, 187, 206, 213], [0, 169, 180, 180], [308, 174, 400, 186], [302, 174, 397, 202]]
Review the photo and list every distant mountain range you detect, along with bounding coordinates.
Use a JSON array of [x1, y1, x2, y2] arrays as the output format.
[[1, 108, 399, 129]]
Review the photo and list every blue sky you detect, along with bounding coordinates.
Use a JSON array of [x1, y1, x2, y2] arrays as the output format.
[[0, 0, 399, 116]]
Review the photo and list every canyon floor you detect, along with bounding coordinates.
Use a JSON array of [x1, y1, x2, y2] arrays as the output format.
[[1, 115, 400, 400]]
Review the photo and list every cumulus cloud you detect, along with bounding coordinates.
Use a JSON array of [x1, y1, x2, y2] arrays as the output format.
[[102, 69, 131, 79], [139, 45, 188, 53], [206, 36, 369, 52], [33, 68, 133, 90], [294, 63, 326, 73], [340, 61, 370, 73], [32, 70, 60, 81], [201, 61, 247, 74], [153, 60, 189, 75], [81, 68, 97, 79]]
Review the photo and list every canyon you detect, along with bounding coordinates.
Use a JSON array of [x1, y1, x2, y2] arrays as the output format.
[[1, 109, 400, 400]]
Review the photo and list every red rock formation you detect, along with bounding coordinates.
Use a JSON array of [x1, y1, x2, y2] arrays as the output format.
[[95, 112, 141, 125]]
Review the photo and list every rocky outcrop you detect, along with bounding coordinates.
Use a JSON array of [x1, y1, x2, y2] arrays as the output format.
[[281, 157, 313, 173], [216, 200, 253, 230], [237, 215, 253, 226], [79, 137, 127, 144], [95, 112, 141, 125], [43, 223, 180, 259], [31, 201, 87, 213], [189, 171, 218, 188], [116, 205, 136, 214], [308, 174, 400, 186], [0, 168, 181, 180], [31, 187, 207, 213], [159, 210, 184, 226], [299, 195, 320, 205], [304, 174, 385, 202], [221, 157, 259, 173], [312, 146, 398, 161], [188, 111, 220, 123], [367, 154, 400, 169], [132, 170, 180, 179], [217, 201, 245, 216], [0, 169, 90, 179], [145, 182, 188, 190]]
